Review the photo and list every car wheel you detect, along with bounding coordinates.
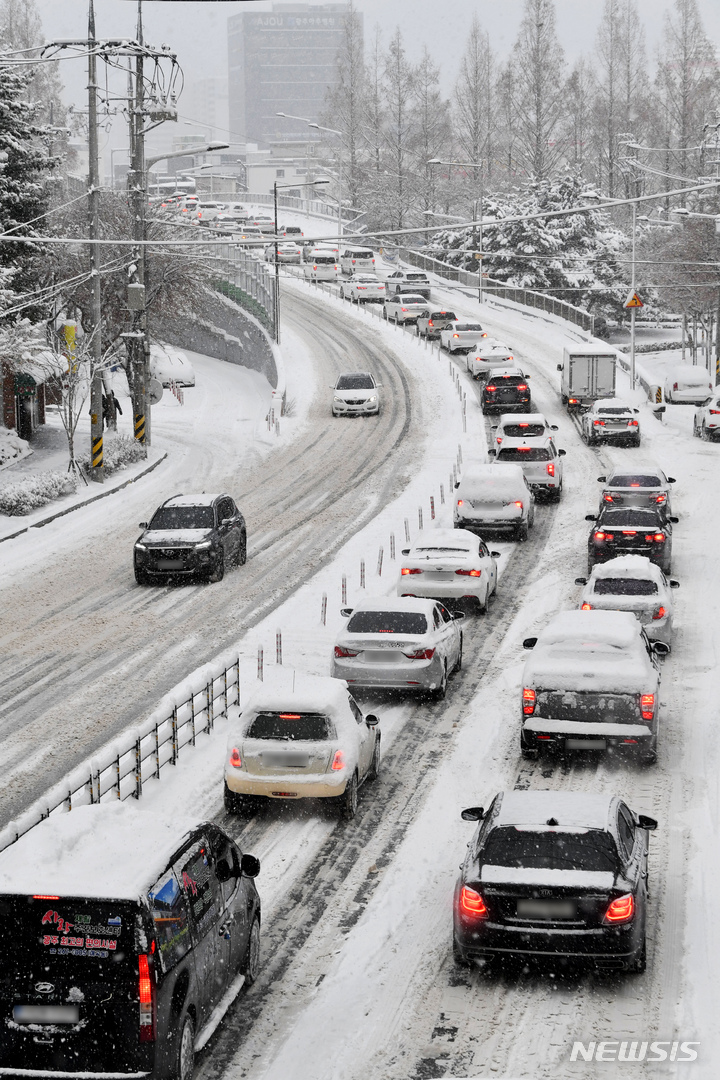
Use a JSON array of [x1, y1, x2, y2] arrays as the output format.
[[453, 935, 470, 967], [174, 1014, 195, 1080], [453, 634, 463, 673], [702, 422, 709, 441], [521, 746, 539, 761], [431, 661, 448, 701], [342, 771, 359, 820], [551, 482, 563, 499], [238, 533, 247, 566], [208, 554, 225, 583], [693, 417, 700, 437], [367, 737, 381, 781], [243, 916, 261, 985], [134, 567, 149, 586], [476, 587, 488, 615], [630, 935, 647, 973], [517, 522, 529, 542], [224, 782, 244, 815]]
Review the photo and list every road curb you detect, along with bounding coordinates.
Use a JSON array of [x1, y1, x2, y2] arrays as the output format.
[[0, 451, 168, 545]]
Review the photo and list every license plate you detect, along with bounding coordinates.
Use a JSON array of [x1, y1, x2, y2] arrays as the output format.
[[566, 738, 607, 750], [263, 753, 309, 768], [156, 558, 185, 569], [516, 899, 576, 920], [363, 650, 403, 663], [13, 1005, 80, 1024]]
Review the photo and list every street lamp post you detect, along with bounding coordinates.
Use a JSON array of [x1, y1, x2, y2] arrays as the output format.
[[428, 158, 486, 303], [272, 177, 329, 343], [277, 112, 344, 237]]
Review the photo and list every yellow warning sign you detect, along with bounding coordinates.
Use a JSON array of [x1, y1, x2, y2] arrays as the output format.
[[624, 291, 643, 309]]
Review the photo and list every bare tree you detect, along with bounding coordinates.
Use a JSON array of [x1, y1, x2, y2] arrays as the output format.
[[413, 48, 449, 220], [565, 59, 595, 176], [381, 28, 416, 229], [323, 2, 366, 209], [508, 0, 566, 179], [453, 16, 497, 181]]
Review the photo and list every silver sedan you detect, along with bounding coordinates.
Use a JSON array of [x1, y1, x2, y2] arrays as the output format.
[[574, 555, 678, 647]]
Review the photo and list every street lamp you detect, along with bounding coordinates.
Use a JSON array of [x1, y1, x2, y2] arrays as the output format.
[[277, 111, 345, 236], [427, 157, 487, 302], [272, 177, 330, 343]]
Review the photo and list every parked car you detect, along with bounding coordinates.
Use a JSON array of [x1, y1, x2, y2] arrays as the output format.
[[397, 527, 499, 613], [663, 364, 713, 404], [454, 462, 535, 541], [453, 790, 657, 971], [263, 241, 302, 264], [383, 293, 428, 324], [586, 505, 676, 575], [339, 274, 386, 302], [693, 392, 720, 439], [0, 802, 261, 1080], [580, 399, 641, 446], [439, 321, 488, 353], [331, 371, 381, 416], [340, 247, 376, 275], [481, 367, 532, 413], [597, 467, 677, 519], [466, 340, 516, 380], [149, 343, 196, 387], [490, 436, 566, 499], [134, 493, 247, 585], [332, 598, 462, 699], [575, 555, 678, 647], [493, 412, 558, 445], [384, 269, 431, 298], [303, 251, 341, 282], [520, 609, 668, 763], [415, 309, 458, 340], [224, 673, 380, 819]]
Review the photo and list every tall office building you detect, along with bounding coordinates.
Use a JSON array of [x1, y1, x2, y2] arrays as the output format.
[[228, 3, 358, 147]]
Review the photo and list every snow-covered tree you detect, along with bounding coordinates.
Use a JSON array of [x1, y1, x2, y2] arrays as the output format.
[[453, 16, 496, 181], [413, 48, 449, 222], [322, 2, 366, 210], [381, 28, 416, 230]]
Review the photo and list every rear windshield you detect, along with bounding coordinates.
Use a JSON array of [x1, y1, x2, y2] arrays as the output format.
[[430, 311, 456, 320], [313, 255, 336, 264], [600, 509, 662, 527], [406, 274, 427, 281], [487, 376, 525, 387], [412, 546, 472, 557], [337, 374, 374, 390], [503, 423, 545, 437], [149, 506, 214, 529], [246, 712, 334, 741], [598, 407, 631, 415], [608, 474, 662, 488], [497, 447, 550, 462], [397, 295, 426, 304], [483, 827, 618, 873], [347, 251, 373, 258], [536, 690, 642, 723], [594, 578, 658, 596], [346, 611, 428, 635], [455, 324, 484, 331]]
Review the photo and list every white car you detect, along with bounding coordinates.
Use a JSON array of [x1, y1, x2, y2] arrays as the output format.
[[383, 293, 428, 323], [493, 412, 558, 446], [340, 274, 387, 303], [384, 270, 431, 299], [693, 391, 720, 439], [440, 321, 488, 353], [490, 436, 566, 499], [303, 251, 341, 281], [264, 241, 302, 263], [581, 399, 641, 446], [397, 528, 500, 613], [211, 213, 248, 232], [248, 215, 275, 234], [236, 226, 264, 245], [149, 343, 196, 387], [331, 371, 381, 416], [575, 555, 678, 647], [332, 597, 463, 699], [189, 201, 223, 224], [663, 364, 713, 404], [224, 673, 380, 819], [466, 339, 516, 379], [454, 462, 535, 541], [340, 246, 376, 275], [597, 466, 676, 518]]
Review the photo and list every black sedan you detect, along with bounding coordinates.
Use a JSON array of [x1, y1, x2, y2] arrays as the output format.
[[453, 790, 657, 972], [586, 506, 676, 574], [481, 368, 532, 413], [134, 492, 247, 585]]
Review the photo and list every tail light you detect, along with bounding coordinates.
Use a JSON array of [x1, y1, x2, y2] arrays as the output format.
[[401, 307, 408, 312], [547, 462, 555, 477], [522, 688, 536, 715], [401, 567, 423, 575], [581, 602, 593, 610], [518, 422, 528, 427], [428, 320, 434, 327], [652, 606, 666, 620], [517, 383, 528, 391], [358, 286, 366, 290], [496, 436, 502, 444], [594, 419, 605, 426], [673, 382, 678, 391], [334, 646, 359, 658], [456, 499, 464, 507], [508, 355, 514, 360], [628, 419, 639, 426], [404, 647, 436, 660], [640, 693, 655, 720], [456, 568, 481, 576], [486, 384, 497, 391], [453, 333, 460, 338], [331, 749, 346, 771], [603, 494, 614, 503], [514, 500, 523, 508], [229, 747, 242, 769], [622, 530, 637, 536], [654, 493, 667, 504], [313, 264, 318, 269], [517, 447, 531, 452], [138, 954, 155, 1042], [653, 533, 665, 543], [604, 894, 635, 924], [459, 886, 488, 918], [710, 409, 720, 415], [481, 332, 488, 338], [569, 397, 579, 404]]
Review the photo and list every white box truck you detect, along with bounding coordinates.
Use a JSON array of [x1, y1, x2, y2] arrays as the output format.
[[557, 347, 617, 410]]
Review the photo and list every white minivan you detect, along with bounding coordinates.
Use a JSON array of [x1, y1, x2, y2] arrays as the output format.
[[340, 247, 376, 275], [303, 250, 341, 281]]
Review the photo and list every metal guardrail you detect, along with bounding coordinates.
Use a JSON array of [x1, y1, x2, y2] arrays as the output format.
[[0, 654, 240, 854], [213, 242, 276, 332]]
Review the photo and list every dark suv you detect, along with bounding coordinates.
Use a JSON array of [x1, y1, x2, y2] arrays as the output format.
[[134, 493, 246, 585], [586, 505, 677, 574], [481, 367, 532, 413], [0, 806, 261, 1080]]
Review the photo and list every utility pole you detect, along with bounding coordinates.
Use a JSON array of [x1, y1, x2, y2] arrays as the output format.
[[87, 0, 104, 481], [128, 0, 149, 449]]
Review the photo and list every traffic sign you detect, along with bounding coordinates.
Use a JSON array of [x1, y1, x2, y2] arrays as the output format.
[[624, 291, 643, 309], [147, 378, 163, 406]]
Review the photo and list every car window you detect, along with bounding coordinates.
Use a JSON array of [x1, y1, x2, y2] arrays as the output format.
[[346, 611, 428, 634], [482, 827, 618, 872], [348, 696, 364, 725], [438, 603, 453, 623], [177, 838, 221, 942], [594, 578, 658, 596], [497, 447, 550, 461], [479, 542, 490, 558], [150, 506, 214, 530], [617, 806, 636, 861], [337, 374, 374, 390], [218, 499, 232, 522], [502, 423, 545, 437], [246, 712, 335, 741], [601, 509, 663, 527], [148, 867, 191, 972], [208, 830, 240, 907], [609, 474, 663, 488], [433, 608, 442, 630]]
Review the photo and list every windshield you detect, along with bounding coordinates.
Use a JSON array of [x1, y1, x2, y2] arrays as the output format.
[[313, 256, 336, 264], [497, 447, 550, 461], [502, 424, 545, 437], [483, 827, 618, 873], [594, 578, 658, 596], [346, 611, 428, 634], [488, 376, 525, 387], [246, 712, 334, 741], [149, 506, 214, 530], [601, 509, 663, 527], [609, 474, 662, 488], [337, 375, 374, 390], [413, 546, 472, 557]]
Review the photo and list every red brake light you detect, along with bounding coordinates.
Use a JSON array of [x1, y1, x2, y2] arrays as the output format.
[[508, 355, 514, 360], [455, 568, 481, 576], [459, 886, 488, 918], [629, 419, 638, 426], [401, 307, 408, 312], [428, 320, 434, 326], [522, 688, 536, 715], [404, 647, 436, 660], [33, 895, 60, 900], [710, 409, 720, 415], [547, 462, 555, 476], [401, 567, 423, 575], [604, 494, 614, 502], [517, 383, 528, 391], [581, 603, 593, 610], [622, 530, 637, 536], [453, 333, 460, 338], [594, 419, 605, 426], [456, 499, 463, 507], [229, 747, 242, 768], [518, 422, 528, 427], [594, 531, 606, 541], [331, 749, 346, 771], [514, 500, 523, 508], [496, 436, 502, 444], [279, 713, 302, 719], [654, 493, 667, 504], [653, 533, 665, 543], [481, 332, 488, 337], [604, 894, 635, 924], [640, 693, 655, 720], [652, 606, 666, 620], [334, 645, 359, 658], [569, 398, 579, 404], [138, 954, 155, 1042], [486, 384, 497, 391], [673, 382, 678, 391]]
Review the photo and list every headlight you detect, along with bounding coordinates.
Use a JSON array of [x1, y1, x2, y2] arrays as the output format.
[[334, 395, 344, 402], [195, 540, 213, 551], [366, 396, 377, 404], [134, 542, 147, 551]]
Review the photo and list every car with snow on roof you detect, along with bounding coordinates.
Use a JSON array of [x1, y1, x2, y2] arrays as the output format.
[[383, 293, 429, 324], [332, 598, 463, 699], [693, 390, 720, 440], [481, 367, 533, 413], [453, 790, 657, 972], [454, 462, 535, 541], [339, 273, 386, 302], [489, 435, 566, 500], [134, 493, 246, 585], [224, 673, 380, 819], [663, 363, 713, 405], [384, 269, 431, 299], [520, 609, 668, 764], [596, 466, 677, 520], [0, 802, 261, 1080], [397, 528, 500, 614], [574, 555, 679, 647], [439, 321, 488, 353], [263, 241, 302, 263], [331, 371, 381, 416], [492, 413, 558, 445], [466, 339, 516, 380], [585, 504, 676, 575], [303, 250, 341, 282], [580, 398, 641, 446], [415, 308, 458, 340]]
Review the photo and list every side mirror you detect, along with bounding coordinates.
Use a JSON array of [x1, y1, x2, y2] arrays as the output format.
[[634, 408, 640, 414], [221, 518, 233, 527], [637, 814, 658, 832], [452, 611, 466, 620], [490, 551, 501, 558], [401, 548, 410, 556], [585, 514, 597, 521], [667, 477, 676, 483], [575, 577, 587, 585], [556, 364, 563, 372], [652, 641, 671, 656], [365, 714, 380, 727], [240, 853, 260, 878], [461, 806, 484, 821], [522, 636, 538, 649], [488, 448, 496, 457], [597, 476, 607, 483], [215, 858, 233, 883], [670, 579, 680, 589], [669, 516, 679, 524], [551, 425, 559, 431], [139, 521, 148, 529], [558, 448, 566, 456], [340, 607, 353, 618]]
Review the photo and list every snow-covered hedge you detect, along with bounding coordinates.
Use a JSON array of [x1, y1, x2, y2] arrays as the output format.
[[0, 426, 30, 468], [79, 434, 145, 475], [0, 471, 77, 516]]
